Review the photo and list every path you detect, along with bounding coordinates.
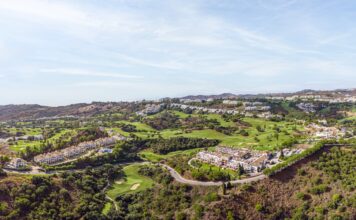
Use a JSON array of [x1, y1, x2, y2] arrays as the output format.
[[102, 180, 118, 211], [5, 160, 267, 186], [105, 195, 118, 211]]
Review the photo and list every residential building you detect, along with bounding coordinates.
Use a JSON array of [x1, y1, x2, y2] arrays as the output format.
[[5, 158, 28, 169]]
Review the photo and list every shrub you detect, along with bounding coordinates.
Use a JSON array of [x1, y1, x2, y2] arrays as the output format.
[[204, 192, 219, 202], [255, 203, 263, 212], [240, 129, 249, 136], [309, 184, 328, 195], [297, 169, 307, 176], [296, 192, 307, 201], [314, 206, 326, 215], [241, 183, 253, 192]]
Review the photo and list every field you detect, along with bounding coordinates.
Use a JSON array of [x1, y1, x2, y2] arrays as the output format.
[[131, 113, 304, 151], [5, 111, 305, 154], [106, 164, 154, 199], [9, 129, 77, 152], [102, 202, 112, 215], [116, 120, 155, 131]]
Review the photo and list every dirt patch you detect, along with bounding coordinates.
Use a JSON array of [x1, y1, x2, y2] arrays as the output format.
[[130, 183, 140, 190]]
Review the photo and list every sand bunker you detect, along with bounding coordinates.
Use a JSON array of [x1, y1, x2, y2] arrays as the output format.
[[115, 180, 124, 185], [130, 183, 140, 190]]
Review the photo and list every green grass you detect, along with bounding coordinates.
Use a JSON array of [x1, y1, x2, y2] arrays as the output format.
[[203, 114, 235, 127], [133, 116, 304, 151], [106, 164, 154, 198], [197, 161, 239, 179], [153, 117, 304, 151], [9, 140, 42, 152], [106, 127, 130, 136], [102, 202, 112, 215], [170, 110, 191, 119], [116, 121, 155, 131], [6, 127, 42, 136], [9, 129, 77, 152]]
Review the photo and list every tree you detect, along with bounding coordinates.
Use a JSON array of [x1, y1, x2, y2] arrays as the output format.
[[237, 164, 244, 176], [227, 211, 234, 220]]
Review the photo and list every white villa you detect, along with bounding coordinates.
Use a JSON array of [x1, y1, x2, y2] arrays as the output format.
[[5, 158, 28, 169], [196, 147, 270, 174]]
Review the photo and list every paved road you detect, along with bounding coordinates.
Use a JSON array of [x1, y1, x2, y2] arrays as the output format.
[[160, 164, 267, 186], [5, 162, 266, 186]]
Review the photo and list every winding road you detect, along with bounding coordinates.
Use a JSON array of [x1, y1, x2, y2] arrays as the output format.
[[160, 164, 267, 186], [4, 162, 267, 187]]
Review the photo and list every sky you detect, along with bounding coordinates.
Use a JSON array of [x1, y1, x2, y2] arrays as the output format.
[[0, 0, 355, 106]]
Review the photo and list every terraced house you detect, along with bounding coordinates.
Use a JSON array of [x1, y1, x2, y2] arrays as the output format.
[[34, 137, 118, 165]]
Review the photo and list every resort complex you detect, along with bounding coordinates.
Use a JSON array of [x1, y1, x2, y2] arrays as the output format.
[[34, 137, 118, 165], [195, 146, 302, 174]]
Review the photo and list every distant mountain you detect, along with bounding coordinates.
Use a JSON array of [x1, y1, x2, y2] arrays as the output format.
[[0, 88, 354, 121], [0, 102, 125, 121], [181, 93, 237, 100], [179, 88, 356, 100]]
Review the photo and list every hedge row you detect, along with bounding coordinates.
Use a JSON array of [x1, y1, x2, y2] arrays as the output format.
[[263, 139, 337, 176]]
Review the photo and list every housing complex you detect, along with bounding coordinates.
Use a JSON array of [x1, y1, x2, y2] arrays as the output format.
[[5, 158, 28, 170], [296, 103, 316, 113], [195, 146, 306, 174], [34, 137, 118, 165], [170, 103, 274, 119], [136, 104, 165, 116], [266, 93, 356, 103], [195, 146, 286, 174], [305, 123, 345, 140]]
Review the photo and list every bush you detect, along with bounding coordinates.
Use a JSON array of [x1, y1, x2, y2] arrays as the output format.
[[296, 192, 307, 201], [255, 203, 264, 212], [241, 183, 253, 192], [297, 169, 307, 176], [240, 129, 249, 136], [314, 206, 326, 215], [204, 192, 219, 202], [309, 184, 328, 195]]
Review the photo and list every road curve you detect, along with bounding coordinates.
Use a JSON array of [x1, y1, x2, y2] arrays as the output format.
[[160, 164, 267, 186], [4, 162, 267, 187]]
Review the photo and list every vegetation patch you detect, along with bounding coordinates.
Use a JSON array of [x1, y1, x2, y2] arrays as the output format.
[[106, 164, 154, 198]]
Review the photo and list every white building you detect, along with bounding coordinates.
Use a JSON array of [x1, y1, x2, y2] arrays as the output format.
[[6, 158, 27, 169]]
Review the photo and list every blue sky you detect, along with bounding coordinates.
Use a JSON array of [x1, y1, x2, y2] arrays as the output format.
[[0, 0, 355, 106]]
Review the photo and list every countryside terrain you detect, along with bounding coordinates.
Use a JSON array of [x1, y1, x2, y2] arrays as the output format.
[[0, 89, 355, 219]]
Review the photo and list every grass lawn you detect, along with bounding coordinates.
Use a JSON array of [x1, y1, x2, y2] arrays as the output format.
[[9, 140, 42, 152], [203, 113, 235, 127], [107, 127, 130, 136], [102, 202, 112, 215], [6, 127, 43, 136], [9, 129, 77, 152], [152, 117, 304, 151], [170, 110, 191, 119], [114, 113, 304, 151], [116, 121, 155, 131], [106, 164, 154, 199], [197, 161, 239, 179]]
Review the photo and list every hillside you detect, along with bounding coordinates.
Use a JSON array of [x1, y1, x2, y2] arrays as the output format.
[[0, 102, 127, 121]]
